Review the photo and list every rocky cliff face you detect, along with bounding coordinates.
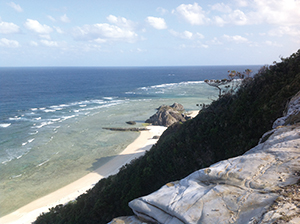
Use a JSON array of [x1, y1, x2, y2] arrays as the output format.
[[145, 103, 186, 127], [110, 92, 300, 224]]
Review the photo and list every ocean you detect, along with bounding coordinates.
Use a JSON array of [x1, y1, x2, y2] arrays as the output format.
[[0, 66, 261, 217]]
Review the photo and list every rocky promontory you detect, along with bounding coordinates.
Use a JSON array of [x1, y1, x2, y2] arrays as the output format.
[[110, 91, 300, 224], [145, 103, 187, 127]]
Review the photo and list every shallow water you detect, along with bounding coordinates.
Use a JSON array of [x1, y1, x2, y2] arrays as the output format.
[[0, 66, 261, 216]]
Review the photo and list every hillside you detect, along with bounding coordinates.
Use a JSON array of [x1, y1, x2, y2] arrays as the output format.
[[35, 50, 300, 224]]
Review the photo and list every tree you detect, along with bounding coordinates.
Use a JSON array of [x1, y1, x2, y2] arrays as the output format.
[[204, 69, 252, 98]]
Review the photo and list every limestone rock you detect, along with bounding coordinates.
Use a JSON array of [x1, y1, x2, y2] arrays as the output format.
[[109, 91, 300, 224], [145, 103, 186, 127], [128, 124, 300, 224], [273, 91, 300, 128]]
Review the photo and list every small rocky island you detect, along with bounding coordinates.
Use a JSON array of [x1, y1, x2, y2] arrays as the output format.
[[145, 103, 188, 127], [104, 103, 191, 131]]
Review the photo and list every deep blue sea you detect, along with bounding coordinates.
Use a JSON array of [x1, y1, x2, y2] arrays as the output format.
[[0, 66, 261, 216]]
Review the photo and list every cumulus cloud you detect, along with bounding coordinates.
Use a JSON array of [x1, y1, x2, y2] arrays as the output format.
[[146, 16, 167, 30], [169, 29, 204, 40], [60, 14, 71, 23], [223, 34, 248, 43], [24, 19, 53, 34], [0, 38, 19, 47], [73, 22, 138, 43], [250, 0, 300, 26], [106, 15, 136, 29], [7, 2, 23, 12], [0, 20, 20, 34], [173, 3, 208, 25], [40, 40, 59, 47]]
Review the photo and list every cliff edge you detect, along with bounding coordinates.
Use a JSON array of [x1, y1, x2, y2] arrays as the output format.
[[110, 92, 300, 224]]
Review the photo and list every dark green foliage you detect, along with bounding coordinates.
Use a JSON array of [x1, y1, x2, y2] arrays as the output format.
[[34, 50, 300, 224]]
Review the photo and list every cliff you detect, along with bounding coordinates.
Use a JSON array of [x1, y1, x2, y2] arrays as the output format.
[[34, 50, 300, 224], [110, 91, 300, 224]]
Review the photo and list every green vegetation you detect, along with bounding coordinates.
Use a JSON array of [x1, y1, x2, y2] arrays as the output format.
[[35, 50, 300, 224]]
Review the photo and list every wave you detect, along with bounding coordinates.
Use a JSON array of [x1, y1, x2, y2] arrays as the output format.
[[0, 123, 11, 128], [139, 81, 205, 91]]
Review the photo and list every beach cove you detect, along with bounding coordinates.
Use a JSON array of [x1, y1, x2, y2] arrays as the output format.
[[0, 125, 167, 224], [0, 66, 261, 222]]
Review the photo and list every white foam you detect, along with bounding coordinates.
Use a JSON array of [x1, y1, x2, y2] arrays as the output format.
[[0, 123, 11, 128], [9, 116, 21, 121], [36, 121, 54, 129], [44, 109, 56, 113], [35, 117, 42, 120], [28, 138, 35, 143], [140, 81, 205, 91], [29, 131, 39, 135], [36, 159, 50, 167]]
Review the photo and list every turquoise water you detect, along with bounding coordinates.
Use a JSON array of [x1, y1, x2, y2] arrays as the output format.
[[0, 66, 261, 216]]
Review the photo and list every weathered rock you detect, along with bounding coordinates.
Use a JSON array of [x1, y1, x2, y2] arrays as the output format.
[[145, 103, 186, 127], [109, 91, 300, 224]]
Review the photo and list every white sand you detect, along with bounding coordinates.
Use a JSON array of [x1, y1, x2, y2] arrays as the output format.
[[0, 125, 167, 224]]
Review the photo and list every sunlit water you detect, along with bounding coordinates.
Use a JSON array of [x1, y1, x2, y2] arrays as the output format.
[[0, 66, 261, 216]]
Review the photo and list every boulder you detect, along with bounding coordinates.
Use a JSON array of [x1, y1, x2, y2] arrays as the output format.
[[109, 91, 300, 224], [145, 103, 186, 127]]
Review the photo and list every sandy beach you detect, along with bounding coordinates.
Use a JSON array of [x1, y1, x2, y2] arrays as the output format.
[[0, 125, 167, 224]]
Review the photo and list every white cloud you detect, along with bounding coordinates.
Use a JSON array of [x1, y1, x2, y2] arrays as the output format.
[[174, 3, 208, 25], [268, 26, 300, 37], [223, 34, 248, 43], [227, 10, 248, 25], [73, 22, 138, 43], [30, 41, 38, 46], [47, 15, 56, 22], [106, 15, 136, 29], [54, 26, 64, 34], [211, 3, 232, 13], [0, 38, 19, 47], [24, 19, 53, 34], [250, 0, 300, 26], [7, 2, 23, 12], [169, 29, 204, 40], [146, 16, 167, 30], [60, 14, 71, 23], [0, 20, 20, 34], [156, 7, 168, 15], [40, 40, 59, 47], [234, 0, 249, 7], [265, 40, 283, 47]]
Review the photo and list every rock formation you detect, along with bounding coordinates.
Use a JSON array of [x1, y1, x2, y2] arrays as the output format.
[[145, 103, 186, 127], [109, 91, 300, 224]]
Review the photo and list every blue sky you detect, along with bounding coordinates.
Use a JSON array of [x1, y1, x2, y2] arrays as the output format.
[[0, 0, 299, 66]]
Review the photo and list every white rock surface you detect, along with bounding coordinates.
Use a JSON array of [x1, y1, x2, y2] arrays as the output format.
[[109, 91, 300, 224]]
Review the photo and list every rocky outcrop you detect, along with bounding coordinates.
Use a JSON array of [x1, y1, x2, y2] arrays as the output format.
[[109, 92, 300, 224], [145, 103, 186, 127]]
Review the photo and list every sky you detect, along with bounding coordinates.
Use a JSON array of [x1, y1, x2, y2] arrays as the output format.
[[0, 0, 300, 67]]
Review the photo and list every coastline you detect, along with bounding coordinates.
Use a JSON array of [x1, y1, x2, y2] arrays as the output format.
[[0, 125, 167, 224]]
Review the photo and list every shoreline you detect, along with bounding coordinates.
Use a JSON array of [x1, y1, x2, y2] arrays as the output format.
[[0, 125, 167, 224]]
